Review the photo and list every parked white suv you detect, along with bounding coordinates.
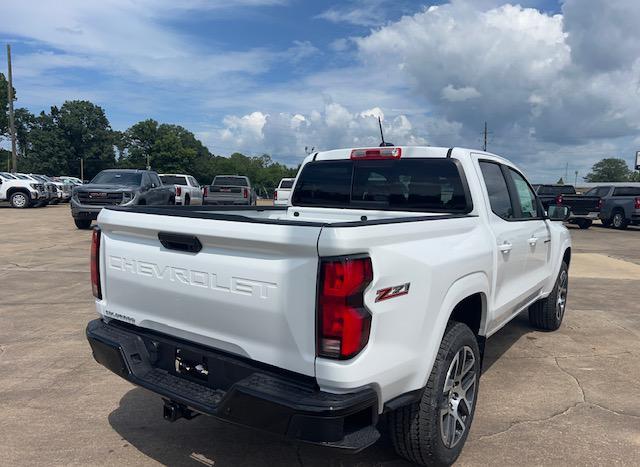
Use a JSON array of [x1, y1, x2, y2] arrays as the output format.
[[159, 174, 203, 206], [0, 172, 48, 208], [274, 177, 295, 206], [86, 147, 571, 465]]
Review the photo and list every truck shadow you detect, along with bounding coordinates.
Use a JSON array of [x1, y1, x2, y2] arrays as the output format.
[[108, 389, 411, 466], [107, 314, 530, 466]]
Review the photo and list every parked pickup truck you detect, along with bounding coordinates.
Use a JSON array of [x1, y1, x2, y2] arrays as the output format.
[[0, 171, 47, 208], [204, 175, 256, 205], [273, 177, 295, 206], [532, 184, 600, 229], [71, 169, 175, 230], [159, 174, 203, 206], [86, 147, 571, 466], [585, 184, 640, 229]]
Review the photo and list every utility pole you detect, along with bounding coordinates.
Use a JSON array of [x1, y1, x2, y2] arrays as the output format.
[[146, 154, 151, 170], [6, 44, 17, 173], [564, 162, 568, 180], [574, 170, 578, 186], [483, 121, 488, 151], [80, 158, 84, 182]]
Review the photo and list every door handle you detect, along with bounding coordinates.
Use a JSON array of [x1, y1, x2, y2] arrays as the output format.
[[498, 242, 512, 253], [528, 236, 538, 246]]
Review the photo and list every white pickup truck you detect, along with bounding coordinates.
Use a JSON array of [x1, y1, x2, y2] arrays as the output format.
[[86, 146, 571, 466], [159, 174, 203, 206], [274, 177, 295, 206], [0, 171, 48, 208]]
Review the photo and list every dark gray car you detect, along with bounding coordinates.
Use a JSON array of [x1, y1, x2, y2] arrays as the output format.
[[204, 175, 256, 205], [586, 184, 640, 229], [71, 169, 175, 229]]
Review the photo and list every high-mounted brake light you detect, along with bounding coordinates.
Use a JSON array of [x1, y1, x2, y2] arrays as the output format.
[[91, 227, 102, 299], [350, 147, 401, 160], [317, 256, 373, 359], [176, 186, 182, 196]]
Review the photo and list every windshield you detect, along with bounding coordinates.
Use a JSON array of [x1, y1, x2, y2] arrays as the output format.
[[279, 179, 294, 189], [90, 171, 142, 186], [213, 176, 248, 187], [160, 175, 187, 185], [0, 172, 17, 180], [292, 158, 471, 212], [15, 174, 30, 180]]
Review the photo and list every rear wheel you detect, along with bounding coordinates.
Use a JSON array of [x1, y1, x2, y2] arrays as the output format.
[[612, 210, 628, 229], [529, 261, 568, 331], [10, 191, 31, 208], [389, 322, 480, 466], [74, 219, 92, 230]]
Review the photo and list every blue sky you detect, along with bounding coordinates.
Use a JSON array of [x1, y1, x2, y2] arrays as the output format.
[[1, 0, 639, 182]]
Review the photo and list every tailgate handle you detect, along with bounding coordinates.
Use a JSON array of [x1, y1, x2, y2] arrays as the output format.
[[158, 232, 202, 253]]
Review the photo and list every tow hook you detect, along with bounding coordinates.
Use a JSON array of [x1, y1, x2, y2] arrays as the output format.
[[162, 399, 199, 422]]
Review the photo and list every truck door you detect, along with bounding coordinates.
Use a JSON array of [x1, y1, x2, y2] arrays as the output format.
[[504, 167, 551, 295], [477, 160, 536, 325]]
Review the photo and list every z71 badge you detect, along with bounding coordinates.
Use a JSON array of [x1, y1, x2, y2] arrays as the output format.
[[375, 282, 410, 302]]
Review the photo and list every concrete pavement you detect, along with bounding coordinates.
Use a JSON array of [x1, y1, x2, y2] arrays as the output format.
[[0, 205, 638, 466]]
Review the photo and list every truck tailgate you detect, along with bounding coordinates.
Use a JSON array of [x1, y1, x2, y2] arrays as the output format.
[[97, 208, 322, 376]]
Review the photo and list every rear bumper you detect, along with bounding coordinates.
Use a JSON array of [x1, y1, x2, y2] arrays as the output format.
[[204, 198, 251, 205], [569, 211, 599, 220], [86, 319, 379, 451]]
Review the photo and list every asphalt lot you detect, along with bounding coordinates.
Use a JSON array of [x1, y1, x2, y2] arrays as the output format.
[[1, 204, 639, 466]]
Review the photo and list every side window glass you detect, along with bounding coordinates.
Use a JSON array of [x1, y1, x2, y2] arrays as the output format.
[[479, 162, 514, 219], [508, 169, 540, 219]]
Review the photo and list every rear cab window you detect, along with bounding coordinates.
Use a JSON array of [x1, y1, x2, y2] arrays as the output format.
[[213, 177, 248, 187], [613, 187, 640, 196], [291, 158, 471, 213], [279, 179, 294, 189], [537, 185, 576, 195], [160, 175, 188, 185]]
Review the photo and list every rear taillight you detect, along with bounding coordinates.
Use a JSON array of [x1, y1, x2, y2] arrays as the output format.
[[317, 256, 373, 359], [556, 194, 563, 205], [598, 198, 603, 209], [243, 188, 248, 198], [350, 147, 401, 160], [176, 186, 182, 196], [635, 197, 640, 209], [203, 186, 208, 197], [91, 227, 102, 299], [274, 190, 278, 200]]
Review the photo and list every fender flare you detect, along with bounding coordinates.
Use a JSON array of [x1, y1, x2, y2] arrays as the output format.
[[417, 271, 490, 388], [544, 240, 572, 296]]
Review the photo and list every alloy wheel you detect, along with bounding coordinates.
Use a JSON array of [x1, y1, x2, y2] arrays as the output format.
[[556, 269, 568, 321], [440, 345, 476, 448]]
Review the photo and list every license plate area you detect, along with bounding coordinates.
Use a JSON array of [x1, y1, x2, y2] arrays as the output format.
[[175, 348, 209, 382]]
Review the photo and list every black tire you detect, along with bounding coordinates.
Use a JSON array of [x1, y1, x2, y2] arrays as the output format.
[[51, 199, 60, 205], [389, 322, 480, 466], [576, 219, 592, 229], [9, 191, 31, 208], [529, 261, 568, 331], [601, 218, 612, 227], [74, 218, 92, 230], [612, 210, 628, 230]]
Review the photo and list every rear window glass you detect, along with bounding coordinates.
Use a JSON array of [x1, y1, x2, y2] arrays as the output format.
[[292, 159, 470, 212], [613, 187, 640, 196], [537, 185, 576, 195], [213, 176, 248, 187], [91, 172, 142, 186], [279, 179, 294, 189], [160, 175, 187, 185]]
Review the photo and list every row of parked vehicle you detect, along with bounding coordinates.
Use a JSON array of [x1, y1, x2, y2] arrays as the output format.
[[533, 183, 640, 230], [67, 169, 295, 229], [0, 172, 82, 208]]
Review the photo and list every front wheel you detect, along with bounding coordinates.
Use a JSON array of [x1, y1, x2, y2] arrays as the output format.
[[10, 192, 31, 208], [389, 322, 480, 466], [529, 261, 568, 331]]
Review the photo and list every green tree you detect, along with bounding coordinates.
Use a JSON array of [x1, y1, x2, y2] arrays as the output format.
[[584, 158, 632, 182], [56, 100, 116, 179], [0, 72, 16, 138], [18, 110, 73, 175]]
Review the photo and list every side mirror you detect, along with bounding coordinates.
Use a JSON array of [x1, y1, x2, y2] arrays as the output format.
[[547, 205, 570, 221]]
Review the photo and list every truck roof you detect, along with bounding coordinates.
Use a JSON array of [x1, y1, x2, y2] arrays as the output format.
[[312, 146, 510, 165]]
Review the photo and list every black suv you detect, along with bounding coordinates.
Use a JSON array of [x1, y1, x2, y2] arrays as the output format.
[[71, 169, 175, 229]]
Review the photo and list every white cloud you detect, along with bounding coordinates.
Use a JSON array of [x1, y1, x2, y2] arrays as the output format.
[[206, 103, 427, 163], [441, 85, 481, 102]]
